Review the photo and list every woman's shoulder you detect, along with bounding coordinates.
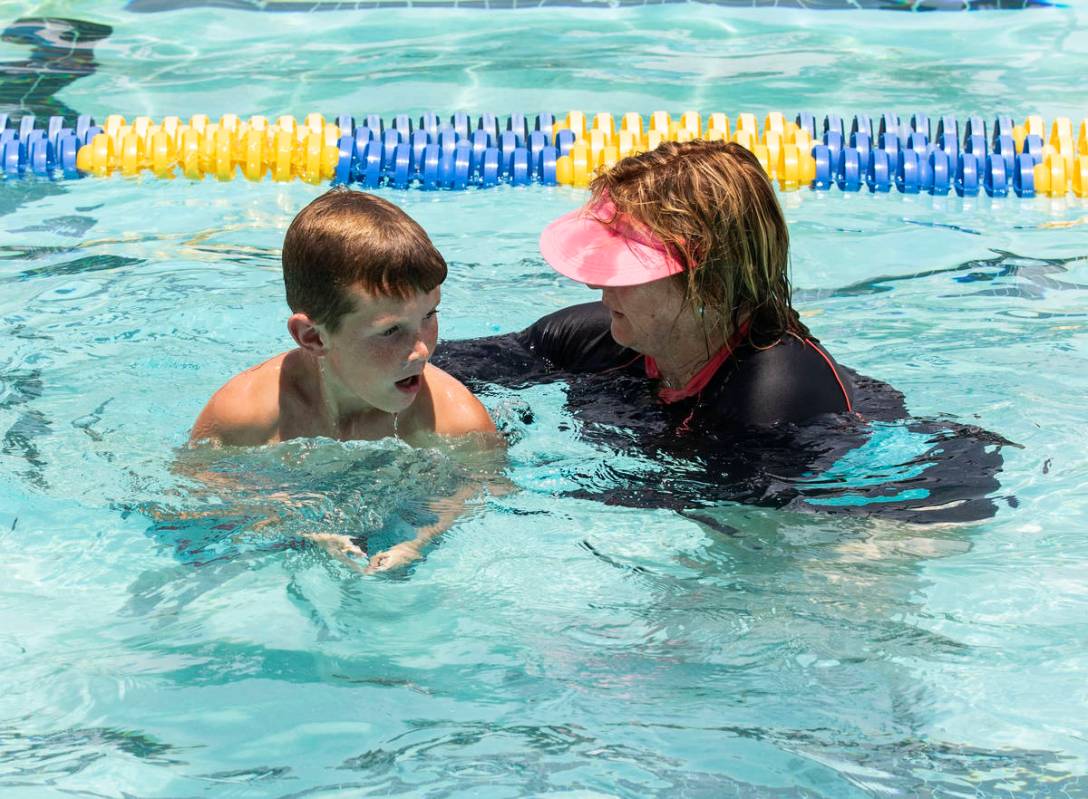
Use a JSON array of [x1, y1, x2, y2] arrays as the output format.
[[709, 334, 856, 427]]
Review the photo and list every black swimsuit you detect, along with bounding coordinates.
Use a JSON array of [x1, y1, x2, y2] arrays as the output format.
[[435, 302, 1008, 524], [521, 301, 855, 425]]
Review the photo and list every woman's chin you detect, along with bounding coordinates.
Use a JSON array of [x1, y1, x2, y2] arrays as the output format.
[[609, 319, 636, 350]]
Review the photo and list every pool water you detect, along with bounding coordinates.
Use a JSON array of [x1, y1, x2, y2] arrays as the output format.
[[2, 3, 1088, 797]]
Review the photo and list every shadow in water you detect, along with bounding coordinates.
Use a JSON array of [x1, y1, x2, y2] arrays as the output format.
[[0, 18, 112, 223], [0, 17, 112, 121], [0, 369, 50, 490], [795, 249, 1088, 303]]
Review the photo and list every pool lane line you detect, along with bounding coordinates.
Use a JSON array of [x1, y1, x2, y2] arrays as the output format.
[[3, 110, 1087, 198]]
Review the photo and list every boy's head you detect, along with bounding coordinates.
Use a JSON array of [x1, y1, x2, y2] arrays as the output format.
[[282, 188, 447, 334]]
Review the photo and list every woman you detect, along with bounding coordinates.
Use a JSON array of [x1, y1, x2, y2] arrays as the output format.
[[437, 140, 1004, 523], [524, 140, 853, 429]]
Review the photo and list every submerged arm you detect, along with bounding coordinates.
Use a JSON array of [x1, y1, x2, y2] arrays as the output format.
[[365, 436, 512, 573]]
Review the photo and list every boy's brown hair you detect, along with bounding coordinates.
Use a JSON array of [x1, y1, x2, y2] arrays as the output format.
[[282, 189, 448, 333]]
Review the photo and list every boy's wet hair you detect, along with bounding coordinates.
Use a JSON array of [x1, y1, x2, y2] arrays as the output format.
[[282, 188, 447, 333]]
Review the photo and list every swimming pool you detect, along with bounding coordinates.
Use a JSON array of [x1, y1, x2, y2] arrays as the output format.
[[2, 3, 1087, 797]]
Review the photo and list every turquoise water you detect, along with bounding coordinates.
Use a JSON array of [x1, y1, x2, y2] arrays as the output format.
[[2, 3, 1088, 797]]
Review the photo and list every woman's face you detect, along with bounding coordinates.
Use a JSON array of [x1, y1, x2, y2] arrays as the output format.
[[594, 276, 689, 356]]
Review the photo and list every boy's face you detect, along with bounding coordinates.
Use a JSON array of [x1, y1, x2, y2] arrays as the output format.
[[322, 284, 441, 414]]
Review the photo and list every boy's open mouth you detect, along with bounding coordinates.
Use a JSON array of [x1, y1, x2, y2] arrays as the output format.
[[395, 374, 421, 393]]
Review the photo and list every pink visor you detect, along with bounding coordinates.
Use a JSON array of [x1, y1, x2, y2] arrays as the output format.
[[539, 198, 686, 287]]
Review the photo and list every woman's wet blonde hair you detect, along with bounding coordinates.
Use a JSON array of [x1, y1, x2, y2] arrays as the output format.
[[589, 140, 808, 343]]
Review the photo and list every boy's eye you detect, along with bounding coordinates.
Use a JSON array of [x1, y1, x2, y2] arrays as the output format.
[[425, 309, 439, 320]]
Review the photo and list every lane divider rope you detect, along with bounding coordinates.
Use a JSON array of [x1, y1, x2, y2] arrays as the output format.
[[2, 110, 1086, 198]]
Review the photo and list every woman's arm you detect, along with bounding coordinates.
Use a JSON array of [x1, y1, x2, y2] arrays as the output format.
[[433, 302, 636, 390]]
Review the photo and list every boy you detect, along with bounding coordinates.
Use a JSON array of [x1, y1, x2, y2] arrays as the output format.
[[191, 188, 494, 447], [190, 189, 496, 571]]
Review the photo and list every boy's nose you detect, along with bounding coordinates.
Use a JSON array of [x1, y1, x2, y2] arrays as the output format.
[[407, 337, 430, 363]]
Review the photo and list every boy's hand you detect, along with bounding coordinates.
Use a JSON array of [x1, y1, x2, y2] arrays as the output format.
[[365, 541, 422, 574], [306, 533, 366, 559]]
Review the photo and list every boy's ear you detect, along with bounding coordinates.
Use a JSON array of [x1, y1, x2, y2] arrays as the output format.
[[288, 313, 328, 355]]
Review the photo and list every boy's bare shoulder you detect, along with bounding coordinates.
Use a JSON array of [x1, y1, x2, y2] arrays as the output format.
[[422, 363, 496, 436], [189, 354, 289, 446]]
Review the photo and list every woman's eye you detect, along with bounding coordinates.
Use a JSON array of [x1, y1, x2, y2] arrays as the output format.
[[381, 325, 400, 337]]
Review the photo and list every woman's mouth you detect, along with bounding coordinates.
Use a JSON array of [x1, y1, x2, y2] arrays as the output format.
[[394, 374, 421, 394]]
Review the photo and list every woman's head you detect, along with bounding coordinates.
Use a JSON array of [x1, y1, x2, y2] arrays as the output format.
[[541, 140, 807, 345]]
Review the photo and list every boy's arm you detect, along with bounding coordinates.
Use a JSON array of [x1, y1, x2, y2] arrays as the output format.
[[367, 370, 506, 573], [365, 458, 513, 574], [365, 483, 484, 573], [189, 368, 281, 447], [189, 392, 278, 447]]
